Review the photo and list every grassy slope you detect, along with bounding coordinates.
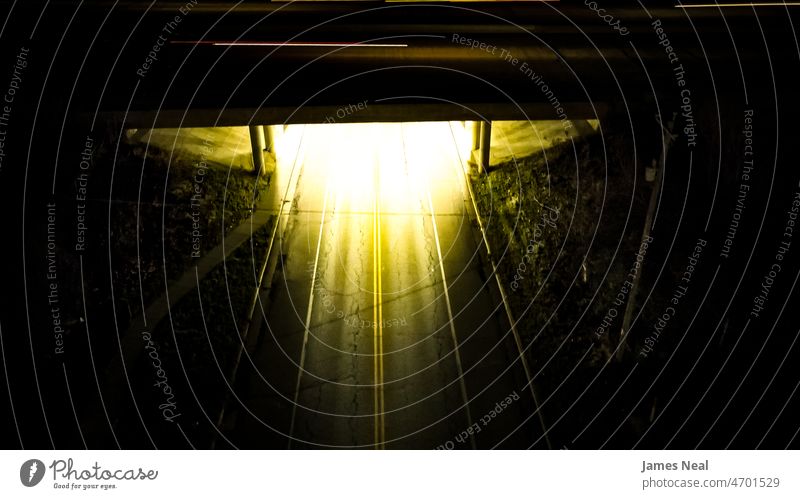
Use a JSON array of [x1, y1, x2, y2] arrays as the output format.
[[472, 131, 649, 424]]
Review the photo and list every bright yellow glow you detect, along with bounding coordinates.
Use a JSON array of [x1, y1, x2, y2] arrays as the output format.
[[273, 125, 303, 168], [286, 122, 473, 215], [277, 122, 468, 448], [273, 121, 548, 447]]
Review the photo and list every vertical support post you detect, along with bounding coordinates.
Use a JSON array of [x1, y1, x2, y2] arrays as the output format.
[[263, 124, 274, 153], [480, 120, 492, 173], [249, 125, 266, 176], [261, 125, 277, 176], [468, 121, 492, 176], [471, 120, 482, 153]]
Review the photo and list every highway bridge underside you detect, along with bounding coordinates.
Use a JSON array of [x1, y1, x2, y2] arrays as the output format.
[[31, 2, 792, 128]]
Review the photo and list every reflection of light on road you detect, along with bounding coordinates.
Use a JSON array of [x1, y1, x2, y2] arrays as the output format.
[[297, 121, 475, 298], [328, 124, 379, 213], [284, 121, 475, 449]]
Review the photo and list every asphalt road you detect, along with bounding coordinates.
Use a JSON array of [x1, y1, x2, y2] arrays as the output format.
[[230, 122, 542, 449]]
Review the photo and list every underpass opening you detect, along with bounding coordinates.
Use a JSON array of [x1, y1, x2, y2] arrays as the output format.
[[108, 118, 602, 448]]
